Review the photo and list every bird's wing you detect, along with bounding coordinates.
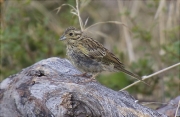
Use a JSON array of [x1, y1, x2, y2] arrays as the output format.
[[77, 37, 124, 67], [77, 37, 149, 85]]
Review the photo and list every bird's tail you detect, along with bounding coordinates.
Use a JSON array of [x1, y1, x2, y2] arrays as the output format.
[[120, 68, 149, 86]]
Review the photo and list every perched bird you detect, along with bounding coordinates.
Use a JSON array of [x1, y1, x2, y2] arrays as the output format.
[[60, 26, 148, 85]]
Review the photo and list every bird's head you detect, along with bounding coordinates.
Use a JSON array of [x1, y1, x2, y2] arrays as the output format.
[[60, 27, 82, 43]]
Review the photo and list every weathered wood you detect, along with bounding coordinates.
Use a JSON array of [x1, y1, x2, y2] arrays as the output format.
[[0, 57, 167, 117], [157, 96, 180, 117]]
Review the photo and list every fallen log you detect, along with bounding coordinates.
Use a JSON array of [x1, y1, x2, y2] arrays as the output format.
[[0, 57, 167, 117]]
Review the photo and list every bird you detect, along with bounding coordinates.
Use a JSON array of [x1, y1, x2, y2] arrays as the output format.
[[60, 26, 148, 85]]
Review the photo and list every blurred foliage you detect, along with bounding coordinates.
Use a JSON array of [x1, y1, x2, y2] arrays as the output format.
[[1, 0, 179, 108], [98, 72, 130, 90]]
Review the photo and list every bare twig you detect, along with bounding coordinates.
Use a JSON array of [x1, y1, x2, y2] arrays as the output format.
[[130, 0, 141, 18], [154, 0, 165, 19], [55, 4, 76, 14], [141, 102, 167, 106], [120, 62, 180, 91], [76, 0, 83, 31], [55, 1, 84, 31], [84, 17, 89, 29], [166, 1, 174, 29], [84, 21, 128, 31], [175, 0, 180, 22], [175, 100, 180, 117], [117, 0, 135, 63]]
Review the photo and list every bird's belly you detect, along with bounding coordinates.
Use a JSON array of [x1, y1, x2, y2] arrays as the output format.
[[67, 49, 104, 73]]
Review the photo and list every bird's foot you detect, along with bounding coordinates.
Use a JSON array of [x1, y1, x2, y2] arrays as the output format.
[[73, 73, 92, 78], [83, 76, 96, 83], [74, 73, 98, 83], [83, 74, 98, 83]]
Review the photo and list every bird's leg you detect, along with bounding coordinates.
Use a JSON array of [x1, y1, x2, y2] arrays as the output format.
[[83, 73, 98, 83], [73, 73, 92, 78], [90, 73, 98, 81]]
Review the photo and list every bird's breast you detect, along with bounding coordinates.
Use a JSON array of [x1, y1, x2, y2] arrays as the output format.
[[66, 46, 104, 74]]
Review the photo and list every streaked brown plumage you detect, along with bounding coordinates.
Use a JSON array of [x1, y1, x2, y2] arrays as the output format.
[[60, 27, 148, 85]]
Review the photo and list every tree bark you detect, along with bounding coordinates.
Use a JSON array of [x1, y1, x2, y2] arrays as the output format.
[[157, 96, 180, 117], [0, 57, 167, 117]]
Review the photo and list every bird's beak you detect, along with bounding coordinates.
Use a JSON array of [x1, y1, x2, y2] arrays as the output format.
[[60, 35, 66, 40]]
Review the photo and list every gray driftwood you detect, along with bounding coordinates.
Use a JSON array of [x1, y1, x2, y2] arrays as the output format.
[[0, 57, 166, 117], [157, 96, 180, 117]]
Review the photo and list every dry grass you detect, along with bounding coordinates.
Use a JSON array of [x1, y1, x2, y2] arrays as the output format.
[[120, 62, 180, 91]]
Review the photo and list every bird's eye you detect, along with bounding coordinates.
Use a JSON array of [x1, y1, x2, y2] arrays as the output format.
[[69, 33, 73, 36]]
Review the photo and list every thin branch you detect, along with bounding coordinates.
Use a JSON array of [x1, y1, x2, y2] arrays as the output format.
[[120, 62, 180, 91], [55, 1, 83, 31], [76, 0, 83, 31], [84, 17, 89, 29], [175, 0, 180, 22], [175, 100, 180, 117], [84, 21, 128, 31], [141, 102, 167, 106], [130, 0, 141, 18], [154, 0, 165, 19], [166, 2, 174, 29], [55, 4, 77, 14], [117, 0, 135, 63]]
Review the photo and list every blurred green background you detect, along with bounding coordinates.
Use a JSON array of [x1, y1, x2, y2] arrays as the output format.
[[1, 0, 179, 109]]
